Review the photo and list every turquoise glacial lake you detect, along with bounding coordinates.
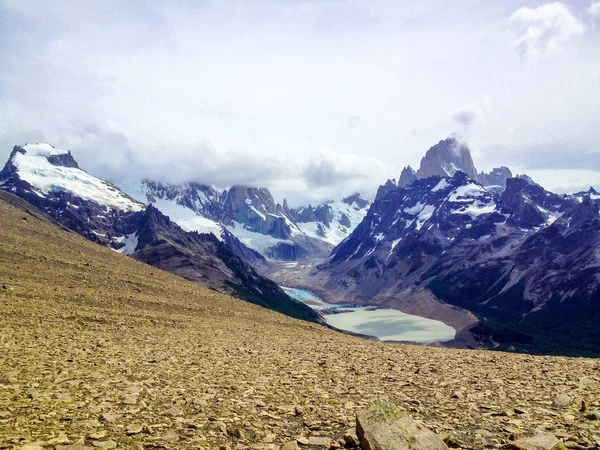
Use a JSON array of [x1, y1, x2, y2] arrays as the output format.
[[283, 287, 455, 344]]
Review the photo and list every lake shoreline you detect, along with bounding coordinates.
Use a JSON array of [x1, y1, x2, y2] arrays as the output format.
[[283, 286, 456, 344]]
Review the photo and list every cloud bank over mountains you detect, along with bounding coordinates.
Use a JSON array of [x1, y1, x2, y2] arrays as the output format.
[[0, 1, 598, 203]]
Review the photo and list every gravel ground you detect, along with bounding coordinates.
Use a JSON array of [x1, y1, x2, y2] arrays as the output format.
[[1, 198, 599, 450]]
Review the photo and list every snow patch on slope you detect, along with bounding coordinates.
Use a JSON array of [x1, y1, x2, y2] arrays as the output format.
[[149, 198, 224, 240], [448, 182, 497, 218], [115, 233, 139, 255], [225, 221, 292, 255], [431, 179, 449, 192], [448, 183, 486, 202], [416, 204, 436, 230]]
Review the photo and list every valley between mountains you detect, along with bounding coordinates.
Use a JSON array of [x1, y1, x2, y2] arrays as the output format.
[[1, 138, 599, 356], [2, 187, 600, 450]]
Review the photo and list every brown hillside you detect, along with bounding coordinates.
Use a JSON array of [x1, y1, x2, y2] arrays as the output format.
[[1, 192, 599, 449]]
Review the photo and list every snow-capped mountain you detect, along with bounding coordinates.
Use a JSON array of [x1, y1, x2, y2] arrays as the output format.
[[0, 144, 317, 320], [120, 180, 370, 261], [0, 144, 144, 248], [286, 193, 370, 246], [0, 143, 144, 212], [313, 164, 600, 354]]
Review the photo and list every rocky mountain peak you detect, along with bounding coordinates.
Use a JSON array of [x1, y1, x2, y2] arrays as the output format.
[[398, 166, 418, 187], [500, 177, 567, 228], [570, 196, 600, 226], [2, 144, 76, 177], [575, 186, 600, 198], [416, 137, 478, 180], [587, 187, 599, 195], [221, 185, 291, 239], [516, 174, 537, 186], [342, 192, 369, 209], [478, 166, 513, 188], [375, 178, 397, 201], [225, 185, 277, 214]]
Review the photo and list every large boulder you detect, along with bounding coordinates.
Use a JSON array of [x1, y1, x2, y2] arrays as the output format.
[[356, 399, 448, 450], [502, 431, 563, 450]]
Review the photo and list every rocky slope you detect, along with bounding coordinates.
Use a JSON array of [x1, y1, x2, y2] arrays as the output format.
[[2, 191, 600, 450], [0, 146, 313, 321], [312, 168, 600, 355]]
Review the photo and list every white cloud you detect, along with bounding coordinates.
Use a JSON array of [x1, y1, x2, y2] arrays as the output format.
[[295, 150, 388, 203], [451, 101, 488, 131], [509, 2, 585, 61], [302, 150, 386, 187], [0, 1, 599, 207], [589, 2, 600, 17], [347, 116, 362, 129]]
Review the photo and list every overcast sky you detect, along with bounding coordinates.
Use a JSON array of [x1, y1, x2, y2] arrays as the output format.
[[1, 0, 599, 205]]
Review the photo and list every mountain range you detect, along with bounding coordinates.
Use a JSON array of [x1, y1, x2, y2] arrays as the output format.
[[118, 179, 370, 262], [1, 138, 599, 355], [309, 139, 600, 355]]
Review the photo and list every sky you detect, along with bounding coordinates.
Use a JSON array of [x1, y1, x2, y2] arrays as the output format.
[[1, 0, 599, 206]]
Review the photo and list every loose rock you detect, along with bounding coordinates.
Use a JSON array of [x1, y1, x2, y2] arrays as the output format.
[[356, 398, 448, 450], [91, 441, 117, 449], [502, 431, 561, 450], [553, 394, 572, 408]]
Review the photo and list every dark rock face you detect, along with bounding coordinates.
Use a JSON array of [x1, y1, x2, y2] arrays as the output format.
[[268, 242, 307, 261], [575, 187, 600, 198], [46, 151, 80, 169], [398, 166, 418, 187], [376, 179, 397, 201], [143, 180, 223, 219], [343, 193, 370, 209], [221, 229, 266, 267], [142, 181, 293, 239], [222, 185, 292, 239], [501, 178, 565, 228], [416, 137, 478, 180], [316, 169, 600, 355], [291, 203, 333, 227]]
